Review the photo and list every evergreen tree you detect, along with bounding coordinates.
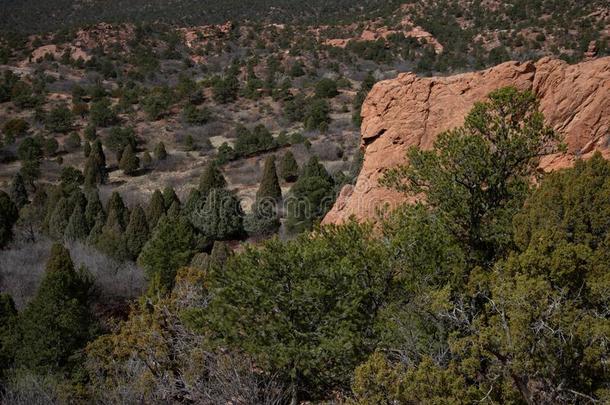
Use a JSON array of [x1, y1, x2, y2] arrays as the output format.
[[86, 212, 105, 246], [256, 155, 282, 202], [199, 161, 227, 194], [0, 293, 17, 376], [124, 204, 149, 260], [279, 151, 299, 182], [138, 214, 195, 292], [142, 151, 152, 168], [0, 191, 18, 248], [191, 188, 243, 241], [64, 203, 89, 242], [183, 188, 202, 217], [147, 190, 166, 229], [162, 186, 180, 210], [9, 172, 28, 208], [47, 197, 72, 240], [119, 144, 139, 175], [16, 244, 95, 372], [84, 140, 107, 187], [286, 156, 335, 233], [83, 140, 91, 157], [84, 189, 104, 230], [154, 141, 167, 160], [105, 191, 129, 232]]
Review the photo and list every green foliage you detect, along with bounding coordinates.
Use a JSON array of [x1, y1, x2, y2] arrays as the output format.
[[118, 144, 139, 175], [2, 118, 29, 143], [314, 78, 339, 98], [198, 161, 227, 195], [256, 155, 282, 202], [16, 244, 95, 373], [154, 141, 168, 160], [382, 87, 561, 264], [304, 98, 331, 132], [9, 172, 28, 208], [64, 132, 81, 151], [89, 98, 118, 127], [45, 104, 74, 133], [216, 142, 236, 164], [278, 150, 299, 182], [0, 293, 17, 377], [205, 222, 393, 401], [191, 188, 243, 241], [84, 190, 104, 231], [105, 126, 137, 162], [138, 213, 195, 292], [105, 191, 129, 232], [84, 140, 107, 187], [64, 204, 89, 242], [286, 156, 335, 233], [124, 204, 149, 260], [142, 86, 173, 120], [0, 191, 18, 249], [162, 186, 180, 210], [147, 189, 166, 229], [182, 104, 211, 125], [233, 124, 276, 158]]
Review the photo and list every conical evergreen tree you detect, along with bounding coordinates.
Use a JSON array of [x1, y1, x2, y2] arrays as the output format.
[[147, 190, 166, 229], [279, 150, 299, 182], [154, 141, 167, 160], [162, 186, 180, 210], [0, 191, 18, 248], [9, 172, 28, 208], [86, 212, 105, 246], [183, 188, 202, 217], [191, 188, 243, 241], [105, 192, 129, 232], [167, 200, 182, 218], [138, 214, 195, 292], [199, 161, 227, 195], [64, 204, 89, 242], [16, 244, 95, 372], [48, 197, 72, 240], [84, 140, 107, 187], [85, 189, 104, 231], [142, 151, 152, 168], [83, 140, 91, 158], [256, 155, 282, 201], [124, 204, 149, 260], [119, 144, 139, 175]]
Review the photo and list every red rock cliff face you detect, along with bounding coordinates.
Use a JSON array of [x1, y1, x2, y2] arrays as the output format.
[[324, 56, 610, 224]]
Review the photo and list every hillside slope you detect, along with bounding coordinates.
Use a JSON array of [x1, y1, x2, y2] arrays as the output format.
[[324, 56, 610, 224]]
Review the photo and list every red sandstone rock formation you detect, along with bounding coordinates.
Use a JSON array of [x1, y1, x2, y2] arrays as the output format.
[[323, 56, 610, 224]]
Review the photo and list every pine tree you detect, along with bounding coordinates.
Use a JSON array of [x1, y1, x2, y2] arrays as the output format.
[[84, 140, 107, 187], [64, 203, 89, 242], [154, 141, 167, 160], [9, 172, 28, 208], [162, 186, 180, 210], [119, 144, 139, 175], [199, 161, 227, 195], [147, 189, 166, 229], [138, 214, 195, 292], [279, 151, 299, 182], [16, 244, 95, 372], [256, 155, 282, 202], [124, 204, 149, 260], [85, 189, 104, 231], [142, 151, 152, 168]]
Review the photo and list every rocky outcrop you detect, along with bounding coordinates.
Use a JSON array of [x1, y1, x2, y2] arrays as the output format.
[[323, 56, 610, 224]]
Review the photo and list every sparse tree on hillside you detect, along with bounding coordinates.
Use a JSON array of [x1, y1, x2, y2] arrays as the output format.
[[0, 191, 18, 249], [9, 172, 28, 208], [199, 161, 227, 195], [154, 142, 168, 160], [147, 190, 166, 230], [119, 144, 140, 175], [279, 151, 299, 182]]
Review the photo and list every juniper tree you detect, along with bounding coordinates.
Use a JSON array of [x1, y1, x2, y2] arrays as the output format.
[[0, 293, 17, 377], [0, 191, 19, 249], [138, 213, 196, 293], [199, 161, 227, 195], [154, 141, 167, 160], [64, 203, 89, 242], [147, 190, 166, 229], [84, 189, 104, 230], [162, 186, 180, 210], [84, 140, 107, 187], [47, 197, 72, 240], [279, 151, 299, 182], [16, 244, 95, 373], [119, 144, 139, 175], [9, 172, 28, 208], [191, 188, 243, 241], [105, 191, 129, 232], [256, 155, 282, 202], [124, 204, 149, 260], [83, 140, 91, 158]]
